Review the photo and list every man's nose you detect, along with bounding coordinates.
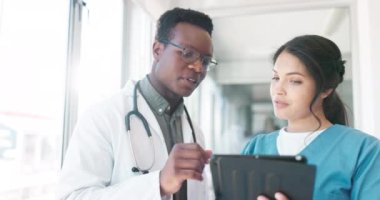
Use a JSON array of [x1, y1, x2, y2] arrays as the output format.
[[187, 59, 204, 73]]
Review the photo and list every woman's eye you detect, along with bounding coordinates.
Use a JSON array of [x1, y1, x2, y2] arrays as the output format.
[[271, 77, 279, 81], [290, 80, 302, 84]]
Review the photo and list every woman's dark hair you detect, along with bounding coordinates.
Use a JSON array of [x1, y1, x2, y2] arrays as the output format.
[[273, 35, 348, 126], [155, 7, 213, 42]]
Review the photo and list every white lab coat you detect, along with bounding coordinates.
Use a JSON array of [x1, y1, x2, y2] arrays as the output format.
[[58, 81, 208, 200]]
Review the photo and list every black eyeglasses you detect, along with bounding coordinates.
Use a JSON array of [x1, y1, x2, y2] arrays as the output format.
[[160, 40, 218, 71]]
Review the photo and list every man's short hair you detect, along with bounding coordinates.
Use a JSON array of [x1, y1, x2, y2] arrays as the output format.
[[155, 7, 213, 42]]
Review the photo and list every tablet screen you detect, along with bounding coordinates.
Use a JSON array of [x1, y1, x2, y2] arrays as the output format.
[[210, 154, 316, 200]]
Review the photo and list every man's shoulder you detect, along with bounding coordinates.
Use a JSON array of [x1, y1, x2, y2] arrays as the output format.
[[98, 79, 138, 108], [81, 84, 135, 119], [121, 80, 137, 96]]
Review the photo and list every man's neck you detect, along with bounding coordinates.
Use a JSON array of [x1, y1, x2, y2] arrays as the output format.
[[147, 74, 182, 108]]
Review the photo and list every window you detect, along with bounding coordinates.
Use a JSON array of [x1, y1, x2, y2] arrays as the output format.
[[0, 0, 69, 199], [123, 1, 154, 82], [76, 0, 124, 115]]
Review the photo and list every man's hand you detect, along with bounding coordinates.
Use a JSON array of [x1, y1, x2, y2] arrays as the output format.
[[159, 143, 212, 196], [257, 192, 289, 200]]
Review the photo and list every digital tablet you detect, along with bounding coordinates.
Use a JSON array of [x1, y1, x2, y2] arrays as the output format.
[[210, 154, 316, 200]]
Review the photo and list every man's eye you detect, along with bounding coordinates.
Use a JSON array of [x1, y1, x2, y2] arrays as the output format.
[[202, 57, 210, 66], [182, 49, 195, 59]]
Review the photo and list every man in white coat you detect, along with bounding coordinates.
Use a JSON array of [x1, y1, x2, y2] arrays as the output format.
[[58, 7, 217, 200]]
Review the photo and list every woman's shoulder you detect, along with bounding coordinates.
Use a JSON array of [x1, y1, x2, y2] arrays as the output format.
[[327, 125, 380, 155], [241, 130, 280, 155], [330, 124, 379, 142], [253, 130, 280, 140]]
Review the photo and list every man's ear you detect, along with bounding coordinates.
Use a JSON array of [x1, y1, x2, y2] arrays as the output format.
[[153, 41, 164, 60], [321, 88, 333, 99]]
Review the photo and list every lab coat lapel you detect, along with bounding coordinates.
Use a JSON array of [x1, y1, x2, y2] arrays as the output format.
[[181, 111, 194, 144], [124, 81, 167, 153], [123, 81, 168, 171], [136, 92, 167, 150]]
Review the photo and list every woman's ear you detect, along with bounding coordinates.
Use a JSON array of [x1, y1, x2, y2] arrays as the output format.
[[321, 88, 333, 99], [153, 41, 164, 60]]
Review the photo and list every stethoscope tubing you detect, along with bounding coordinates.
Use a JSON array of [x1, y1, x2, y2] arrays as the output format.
[[125, 81, 196, 174]]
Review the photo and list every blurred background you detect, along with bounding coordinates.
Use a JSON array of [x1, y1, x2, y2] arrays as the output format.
[[0, 0, 379, 199]]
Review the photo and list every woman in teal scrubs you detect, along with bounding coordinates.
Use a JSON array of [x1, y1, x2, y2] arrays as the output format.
[[242, 35, 380, 200]]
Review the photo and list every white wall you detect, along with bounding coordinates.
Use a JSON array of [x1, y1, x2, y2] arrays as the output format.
[[130, 0, 380, 138], [353, 0, 380, 137], [216, 60, 273, 84]]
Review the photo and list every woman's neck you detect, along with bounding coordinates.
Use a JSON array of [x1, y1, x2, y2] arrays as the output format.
[[287, 116, 332, 133]]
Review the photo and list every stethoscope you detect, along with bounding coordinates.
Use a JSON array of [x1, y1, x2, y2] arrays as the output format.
[[125, 81, 197, 174]]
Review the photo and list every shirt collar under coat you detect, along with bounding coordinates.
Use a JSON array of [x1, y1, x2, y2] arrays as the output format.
[[139, 75, 184, 117]]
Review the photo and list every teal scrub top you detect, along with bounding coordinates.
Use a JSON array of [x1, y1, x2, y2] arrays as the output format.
[[242, 124, 380, 200]]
